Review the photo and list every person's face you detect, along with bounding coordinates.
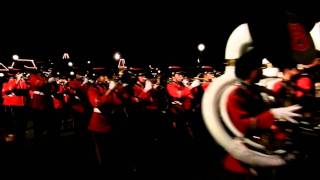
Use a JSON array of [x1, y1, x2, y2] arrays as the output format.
[[97, 75, 108, 83], [173, 73, 184, 82], [249, 68, 263, 83], [15, 72, 22, 79], [204, 73, 214, 81], [138, 75, 146, 83]]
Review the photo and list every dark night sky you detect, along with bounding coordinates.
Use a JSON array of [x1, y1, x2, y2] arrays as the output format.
[[1, 3, 320, 72]]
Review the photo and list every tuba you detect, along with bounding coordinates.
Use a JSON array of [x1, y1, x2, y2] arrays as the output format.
[[202, 22, 299, 167], [201, 19, 320, 167], [202, 21, 320, 167]]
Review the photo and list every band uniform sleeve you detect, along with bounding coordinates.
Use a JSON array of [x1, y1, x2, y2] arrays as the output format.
[[227, 88, 275, 134]]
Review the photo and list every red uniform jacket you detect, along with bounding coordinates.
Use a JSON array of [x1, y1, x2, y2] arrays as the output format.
[[273, 76, 313, 98], [67, 80, 86, 113], [224, 84, 275, 174], [2, 78, 28, 107], [51, 84, 68, 110], [132, 83, 152, 101], [28, 74, 48, 110], [166, 81, 193, 112], [202, 82, 210, 91], [132, 83, 158, 110], [87, 84, 123, 133]]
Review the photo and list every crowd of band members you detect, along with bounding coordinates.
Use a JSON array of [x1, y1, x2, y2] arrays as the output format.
[[0, 58, 319, 178], [0, 65, 218, 176]]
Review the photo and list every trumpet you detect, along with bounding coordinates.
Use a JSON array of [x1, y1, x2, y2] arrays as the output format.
[[191, 72, 216, 82], [190, 77, 207, 81], [15, 72, 30, 81], [189, 77, 213, 84]]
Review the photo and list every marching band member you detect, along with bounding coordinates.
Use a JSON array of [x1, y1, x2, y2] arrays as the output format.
[[28, 71, 53, 144], [223, 49, 302, 179], [49, 75, 69, 140], [2, 68, 29, 145], [165, 66, 201, 176], [166, 66, 200, 131], [128, 68, 164, 173], [66, 77, 91, 140], [271, 56, 320, 179], [86, 70, 128, 175], [200, 65, 216, 91]]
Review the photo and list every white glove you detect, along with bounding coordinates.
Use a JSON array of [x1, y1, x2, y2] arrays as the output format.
[[48, 77, 56, 83], [144, 80, 153, 92], [153, 84, 159, 89], [270, 104, 302, 124], [182, 79, 189, 87], [108, 81, 117, 90], [82, 77, 89, 85], [16, 73, 23, 82], [190, 79, 201, 88], [58, 79, 67, 85]]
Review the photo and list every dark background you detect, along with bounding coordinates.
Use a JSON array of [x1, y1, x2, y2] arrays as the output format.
[[0, 2, 320, 72], [1, 2, 320, 177]]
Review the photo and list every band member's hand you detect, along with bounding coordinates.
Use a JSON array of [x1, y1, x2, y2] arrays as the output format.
[[144, 80, 152, 92], [132, 97, 140, 103], [16, 73, 23, 82], [271, 104, 302, 124], [108, 81, 117, 90], [190, 79, 201, 88], [182, 79, 189, 87], [153, 84, 159, 89], [82, 77, 89, 85], [48, 77, 56, 83], [172, 122, 177, 129]]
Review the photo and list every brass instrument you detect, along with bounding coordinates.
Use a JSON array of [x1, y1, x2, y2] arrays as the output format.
[[203, 22, 320, 168], [316, 82, 320, 98], [189, 77, 214, 84], [190, 77, 208, 81], [21, 72, 31, 80]]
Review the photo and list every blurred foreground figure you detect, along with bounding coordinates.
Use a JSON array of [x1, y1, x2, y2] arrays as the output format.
[[223, 49, 302, 180]]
